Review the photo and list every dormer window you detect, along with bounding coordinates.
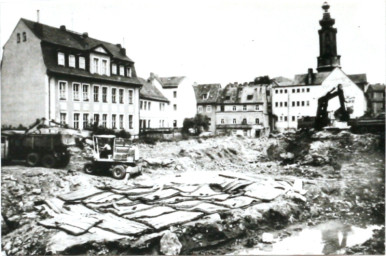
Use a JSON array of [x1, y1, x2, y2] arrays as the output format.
[[247, 95, 253, 100], [119, 65, 124, 76], [58, 52, 65, 66], [79, 57, 85, 69], [127, 67, 132, 77], [69, 55, 76, 68], [22, 32, 27, 42], [102, 60, 107, 75], [17, 33, 20, 43], [93, 58, 99, 74], [225, 96, 231, 100], [112, 64, 117, 75], [202, 94, 207, 100]]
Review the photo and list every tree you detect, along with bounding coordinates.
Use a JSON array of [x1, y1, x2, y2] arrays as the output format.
[[182, 114, 210, 135]]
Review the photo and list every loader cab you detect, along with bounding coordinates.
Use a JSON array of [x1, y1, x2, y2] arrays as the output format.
[[93, 135, 115, 160]]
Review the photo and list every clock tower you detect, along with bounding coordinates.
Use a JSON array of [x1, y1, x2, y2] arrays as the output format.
[[317, 2, 341, 72]]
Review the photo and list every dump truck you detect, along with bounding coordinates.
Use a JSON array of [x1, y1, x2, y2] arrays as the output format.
[[1, 118, 74, 168], [83, 135, 141, 179]]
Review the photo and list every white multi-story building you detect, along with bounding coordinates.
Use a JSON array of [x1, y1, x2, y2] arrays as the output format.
[[138, 77, 172, 131], [148, 73, 197, 128]]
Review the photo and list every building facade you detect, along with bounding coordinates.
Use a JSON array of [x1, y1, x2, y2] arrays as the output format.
[[148, 73, 197, 128], [194, 84, 222, 133], [1, 19, 141, 135], [272, 3, 367, 131], [365, 84, 385, 115], [138, 77, 172, 131]]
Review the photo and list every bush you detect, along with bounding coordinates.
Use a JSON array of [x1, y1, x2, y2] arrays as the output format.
[[182, 114, 210, 135]]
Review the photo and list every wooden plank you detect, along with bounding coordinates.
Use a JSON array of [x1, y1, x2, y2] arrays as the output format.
[[167, 200, 203, 209], [59, 188, 103, 202], [83, 192, 124, 204], [181, 184, 220, 197], [215, 196, 259, 208], [108, 203, 153, 216], [139, 211, 204, 230], [97, 213, 151, 235], [112, 187, 156, 196], [124, 206, 175, 219], [130, 188, 180, 201], [190, 203, 229, 214], [244, 183, 285, 201]]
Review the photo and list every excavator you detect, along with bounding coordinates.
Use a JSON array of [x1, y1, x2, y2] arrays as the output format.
[[314, 84, 350, 130]]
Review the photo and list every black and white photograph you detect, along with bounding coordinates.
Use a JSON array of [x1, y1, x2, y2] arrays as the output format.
[[0, 0, 385, 255]]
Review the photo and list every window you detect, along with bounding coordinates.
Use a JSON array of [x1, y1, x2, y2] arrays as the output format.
[[173, 91, 177, 98], [233, 106, 236, 111], [233, 119, 236, 124], [284, 89, 287, 93], [128, 90, 133, 104], [301, 101, 305, 106], [202, 94, 207, 100], [60, 113, 66, 125], [255, 118, 259, 124], [93, 86, 99, 102], [94, 114, 99, 125], [206, 106, 212, 112], [284, 116, 288, 121], [102, 60, 107, 75], [93, 58, 99, 73], [119, 65, 124, 76], [129, 115, 133, 129], [247, 95, 253, 100], [82, 84, 89, 101], [119, 89, 124, 103], [17, 33, 20, 43], [243, 105, 247, 111], [280, 116, 283, 121], [59, 81, 67, 100], [307, 88, 310, 92], [173, 104, 177, 111], [255, 105, 259, 110], [225, 96, 231, 100], [102, 114, 107, 128], [292, 116, 295, 121], [22, 32, 26, 42], [69, 55, 75, 68], [208, 118, 211, 125], [302, 88, 305, 93], [280, 89, 283, 94], [297, 101, 300, 106], [144, 101, 147, 110], [102, 87, 107, 102], [280, 102, 283, 107], [275, 102, 278, 107], [119, 115, 124, 129], [73, 113, 79, 129], [79, 57, 85, 69], [112, 114, 116, 129], [148, 120, 151, 128], [162, 120, 165, 127], [112, 88, 116, 103], [307, 101, 310, 106], [275, 90, 278, 94], [112, 64, 117, 75], [173, 120, 177, 128], [284, 102, 288, 107], [83, 114, 89, 129], [292, 89, 295, 93], [73, 83, 80, 101], [198, 106, 203, 112], [127, 67, 132, 77], [58, 52, 65, 66], [221, 119, 224, 124], [297, 89, 300, 93], [148, 102, 151, 110], [140, 101, 143, 110], [221, 105, 224, 112], [292, 101, 295, 107]]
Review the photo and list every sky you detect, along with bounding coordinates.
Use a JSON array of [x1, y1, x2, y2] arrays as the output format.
[[0, 0, 385, 86]]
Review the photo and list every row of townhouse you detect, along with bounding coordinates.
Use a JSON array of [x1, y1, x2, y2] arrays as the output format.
[[194, 76, 272, 137], [1, 18, 197, 137]]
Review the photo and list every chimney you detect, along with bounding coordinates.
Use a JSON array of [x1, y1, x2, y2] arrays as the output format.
[[307, 68, 313, 85], [60, 25, 66, 31], [37, 10, 40, 23], [116, 43, 121, 48], [82, 32, 88, 38], [120, 47, 126, 55]]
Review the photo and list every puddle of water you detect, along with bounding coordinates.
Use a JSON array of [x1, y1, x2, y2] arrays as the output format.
[[230, 221, 381, 255]]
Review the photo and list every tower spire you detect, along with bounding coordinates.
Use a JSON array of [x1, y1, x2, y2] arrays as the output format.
[[317, 2, 341, 72]]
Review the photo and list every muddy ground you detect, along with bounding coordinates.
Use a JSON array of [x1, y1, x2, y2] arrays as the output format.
[[1, 130, 385, 255]]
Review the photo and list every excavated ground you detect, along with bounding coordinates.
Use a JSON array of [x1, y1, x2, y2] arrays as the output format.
[[1, 131, 384, 255]]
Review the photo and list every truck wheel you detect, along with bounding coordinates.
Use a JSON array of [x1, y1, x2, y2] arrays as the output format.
[[112, 165, 126, 180], [84, 163, 95, 175], [42, 154, 57, 168], [58, 152, 71, 167], [26, 152, 40, 167]]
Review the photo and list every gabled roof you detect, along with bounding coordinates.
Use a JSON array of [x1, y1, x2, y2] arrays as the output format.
[[367, 83, 385, 92], [272, 76, 293, 86], [217, 82, 268, 104], [138, 77, 169, 102], [293, 71, 331, 85], [156, 76, 185, 88], [348, 74, 368, 84], [194, 84, 222, 104], [21, 18, 132, 62]]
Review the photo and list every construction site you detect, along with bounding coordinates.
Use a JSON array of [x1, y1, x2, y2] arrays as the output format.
[[1, 118, 384, 255]]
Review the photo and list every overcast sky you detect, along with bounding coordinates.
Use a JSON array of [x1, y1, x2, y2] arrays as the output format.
[[0, 0, 385, 85]]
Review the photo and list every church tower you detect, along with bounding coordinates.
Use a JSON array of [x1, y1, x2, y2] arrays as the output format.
[[317, 2, 341, 72]]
